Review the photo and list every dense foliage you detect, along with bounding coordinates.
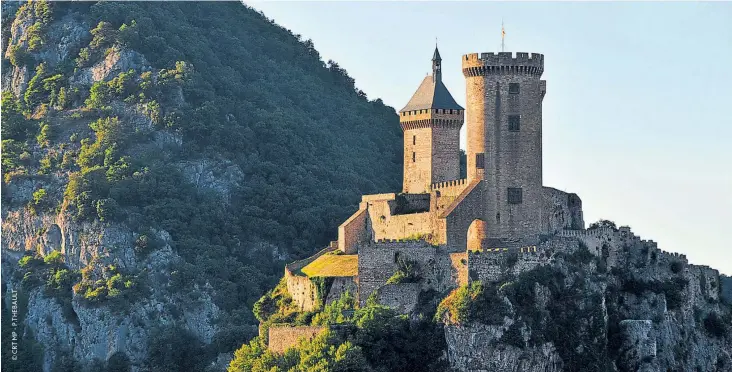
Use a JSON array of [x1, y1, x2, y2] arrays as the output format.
[[2, 0, 402, 360], [231, 302, 448, 372]]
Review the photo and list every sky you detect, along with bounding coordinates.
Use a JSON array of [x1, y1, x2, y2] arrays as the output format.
[[247, 1, 732, 275]]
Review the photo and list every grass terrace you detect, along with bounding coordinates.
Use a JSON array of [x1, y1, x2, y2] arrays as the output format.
[[300, 254, 358, 277]]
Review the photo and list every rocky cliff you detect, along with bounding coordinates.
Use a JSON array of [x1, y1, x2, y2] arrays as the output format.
[[439, 225, 732, 372]]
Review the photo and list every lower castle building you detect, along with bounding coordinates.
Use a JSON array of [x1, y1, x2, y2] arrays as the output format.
[[283, 48, 585, 312]]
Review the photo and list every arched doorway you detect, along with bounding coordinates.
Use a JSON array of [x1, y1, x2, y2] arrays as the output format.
[[467, 219, 487, 252]]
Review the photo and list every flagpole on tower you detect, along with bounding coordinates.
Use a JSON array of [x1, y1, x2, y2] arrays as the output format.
[[501, 19, 505, 52]]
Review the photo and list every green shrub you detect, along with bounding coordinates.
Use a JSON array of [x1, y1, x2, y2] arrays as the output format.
[[19, 255, 43, 269], [95, 198, 119, 222], [36, 122, 54, 147], [311, 291, 355, 326], [1, 92, 34, 141], [386, 254, 419, 284], [670, 261, 683, 274], [703, 312, 728, 338], [435, 282, 482, 325], [43, 251, 65, 267], [30, 188, 51, 214], [6, 45, 30, 66], [89, 21, 118, 50], [589, 219, 617, 230], [24, 63, 50, 107], [500, 322, 524, 348]]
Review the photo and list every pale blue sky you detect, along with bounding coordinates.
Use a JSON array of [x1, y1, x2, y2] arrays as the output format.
[[248, 1, 732, 275]]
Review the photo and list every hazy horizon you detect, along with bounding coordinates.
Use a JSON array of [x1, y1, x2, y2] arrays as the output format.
[[248, 1, 732, 275]]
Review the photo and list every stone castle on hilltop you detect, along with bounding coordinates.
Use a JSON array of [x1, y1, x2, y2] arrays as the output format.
[[267, 49, 731, 372], [281, 47, 586, 315]]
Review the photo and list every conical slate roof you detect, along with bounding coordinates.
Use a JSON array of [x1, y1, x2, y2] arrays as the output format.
[[399, 76, 464, 113], [432, 47, 441, 61]]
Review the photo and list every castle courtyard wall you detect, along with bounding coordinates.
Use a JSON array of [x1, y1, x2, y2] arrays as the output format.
[[431, 179, 469, 214], [285, 270, 320, 312], [338, 207, 369, 254], [442, 180, 486, 252], [365, 198, 434, 241], [376, 283, 421, 314], [357, 241, 456, 306], [467, 238, 580, 283]]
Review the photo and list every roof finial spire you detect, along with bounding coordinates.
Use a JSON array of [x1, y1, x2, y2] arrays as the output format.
[[432, 42, 442, 83]]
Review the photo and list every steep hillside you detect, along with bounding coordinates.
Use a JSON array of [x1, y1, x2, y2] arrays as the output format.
[[1, 1, 401, 371]]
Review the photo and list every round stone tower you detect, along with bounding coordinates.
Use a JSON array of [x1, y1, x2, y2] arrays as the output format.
[[462, 52, 546, 244], [399, 47, 464, 194]]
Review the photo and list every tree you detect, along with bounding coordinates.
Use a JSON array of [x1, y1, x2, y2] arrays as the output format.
[[1, 92, 33, 141], [147, 326, 209, 372], [36, 122, 54, 147], [89, 21, 117, 50], [43, 251, 65, 267], [589, 219, 617, 230]]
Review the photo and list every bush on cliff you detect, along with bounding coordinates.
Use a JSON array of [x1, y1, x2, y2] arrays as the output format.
[[228, 329, 370, 372], [435, 281, 509, 325], [232, 302, 447, 372]]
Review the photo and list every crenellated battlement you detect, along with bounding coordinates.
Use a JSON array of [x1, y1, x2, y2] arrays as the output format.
[[558, 227, 614, 238], [431, 178, 468, 190], [462, 52, 544, 77]]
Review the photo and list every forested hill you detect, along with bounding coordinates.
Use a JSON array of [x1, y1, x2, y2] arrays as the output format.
[[1, 1, 401, 370]]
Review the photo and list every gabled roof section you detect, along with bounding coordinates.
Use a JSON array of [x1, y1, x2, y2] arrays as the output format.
[[399, 76, 464, 113]]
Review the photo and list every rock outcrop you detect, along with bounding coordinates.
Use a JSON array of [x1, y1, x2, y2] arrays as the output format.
[[441, 226, 732, 372]]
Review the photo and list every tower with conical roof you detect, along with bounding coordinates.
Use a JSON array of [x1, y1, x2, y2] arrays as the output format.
[[399, 47, 464, 194]]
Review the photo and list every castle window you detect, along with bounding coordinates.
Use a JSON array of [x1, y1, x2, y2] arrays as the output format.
[[508, 115, 520, 131], [507, 188, 523, 204], [412, 152, 416, 162], [509, 83, 520, 94], [476, 153, 485, 169], [413, 135, 416, 145]]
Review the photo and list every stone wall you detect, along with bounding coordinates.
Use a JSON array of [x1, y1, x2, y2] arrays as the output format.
[[376, 283, 420, 314], [542, 187, 584, 234], [338, 207, 369, 254], [284, 270, 319, 312], [450, 252, 468, 286], [267, 325, 327, 353], [357, 241, 455, 306], [442, 180, 485, 252], [364, 197, 434, 242], [467, 238, 580, 283], [431, 178, 469, 214]]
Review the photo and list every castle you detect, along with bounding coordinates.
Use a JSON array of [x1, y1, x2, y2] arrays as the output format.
[[281, 47, 586, 314]]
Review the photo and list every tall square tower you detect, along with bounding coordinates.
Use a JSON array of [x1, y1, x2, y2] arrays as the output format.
[[399, 47, 464, 194]]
